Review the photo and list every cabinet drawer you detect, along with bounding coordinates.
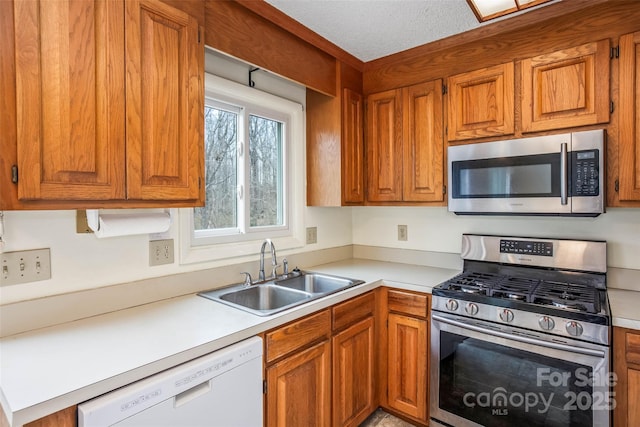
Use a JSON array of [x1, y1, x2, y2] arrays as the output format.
[[265, 309, 331, 363], [387, 289, 428, 318], [332, 291, 375, 332], [626, 331, 640, 365]]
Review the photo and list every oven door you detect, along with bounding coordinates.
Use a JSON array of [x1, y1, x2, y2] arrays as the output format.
[[430, 313, 612, 427]]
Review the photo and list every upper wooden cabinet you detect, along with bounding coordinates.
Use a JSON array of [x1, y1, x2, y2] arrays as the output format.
[[125, 0, 203, 202], [618, 31, 640, 202], [7, 0, 203, 208], [447, 62, 515, 141], [307, 62, 364, 206], [366, 80, 445, 204], [521, 39, 610, 133], [13, 0, 126, 201]]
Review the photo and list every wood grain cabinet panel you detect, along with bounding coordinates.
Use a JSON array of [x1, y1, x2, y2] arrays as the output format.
[[332, 317, 375, 427], [521, 39, 610, 133], [125, 0, 203, 201], [342, 88, 366, 204], [387, 313, 428, 422], [266, 340, 331, 427], [619, 31, 640, 202], [13, 0, 125, 201], [447, 62, 514, 141], [8, 0, 203, 207], [367, 88, 404, 202], [614, 327, 640, 427], [366, 80, 444, 204], [265, 309, 331, 363]]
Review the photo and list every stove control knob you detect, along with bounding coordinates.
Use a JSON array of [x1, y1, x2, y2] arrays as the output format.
[[499, 309, 514, 323], [566, 321, 584, 337], [538, 316, 555, 331], [465, 303, 479, 316], [445, 299, 459, 311]]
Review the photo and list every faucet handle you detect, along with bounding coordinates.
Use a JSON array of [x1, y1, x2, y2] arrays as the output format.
[[270, 264, 280, 279], [240, 272, 253, 286]]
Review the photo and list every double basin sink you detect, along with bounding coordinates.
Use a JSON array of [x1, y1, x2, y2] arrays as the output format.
[[199, 271, 365, 316]]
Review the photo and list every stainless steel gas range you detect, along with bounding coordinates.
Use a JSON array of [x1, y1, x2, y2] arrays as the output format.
[[430, 234, 612, 427]]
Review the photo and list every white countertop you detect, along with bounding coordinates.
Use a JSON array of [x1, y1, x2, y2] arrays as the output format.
[[1, 258, 639, 426], [0, 259, 457, 426]]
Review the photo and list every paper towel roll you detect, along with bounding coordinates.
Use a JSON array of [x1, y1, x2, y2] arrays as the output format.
[[86, 211, 171, 238]]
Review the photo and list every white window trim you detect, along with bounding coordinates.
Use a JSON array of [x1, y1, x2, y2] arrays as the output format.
[[179, 73, 305, 265]]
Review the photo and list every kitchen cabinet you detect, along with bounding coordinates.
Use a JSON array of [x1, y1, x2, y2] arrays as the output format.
[[265, 309, 332, 427], [379, 288, 429, 426], [521, 39, 610, 133], [332, 292, 376, 427], [6, 0, 203, 208], [264, 292, 377, 427], [366, 80, 445, 203], [307, 62, 364, 206], [447, 62, 514, 141], [614, 327, 640, 427], [618, 30, 640, 202]]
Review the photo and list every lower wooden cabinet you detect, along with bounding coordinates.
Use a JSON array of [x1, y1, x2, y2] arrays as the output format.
[[333, 316, 375, 427], [265, 291, 377, 427], [266, 340, 332, 427], [380, 288, 430, 426], [614, 326, 640, 427]]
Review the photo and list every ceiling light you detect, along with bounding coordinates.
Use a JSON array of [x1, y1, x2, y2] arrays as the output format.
[[466, 0, 552, 22]]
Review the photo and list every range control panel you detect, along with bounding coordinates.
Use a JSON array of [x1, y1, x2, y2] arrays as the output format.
[[500, 239, 553, 257]]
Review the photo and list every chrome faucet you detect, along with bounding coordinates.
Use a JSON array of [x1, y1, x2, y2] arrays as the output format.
[[259, 239, 278, 281]]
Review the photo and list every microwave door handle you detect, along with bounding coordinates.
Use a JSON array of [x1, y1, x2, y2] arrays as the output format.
[[560, 143, 568, 205]]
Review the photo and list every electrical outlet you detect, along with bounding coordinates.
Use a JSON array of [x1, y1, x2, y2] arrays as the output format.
[[0, 248, 51, 286], [398, 225, 408, 241], [149, 239, 174, 266], [306, 227, 317, 244]]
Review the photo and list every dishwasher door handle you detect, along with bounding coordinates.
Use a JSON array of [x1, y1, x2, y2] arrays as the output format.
[[174, 380, 212, 408]]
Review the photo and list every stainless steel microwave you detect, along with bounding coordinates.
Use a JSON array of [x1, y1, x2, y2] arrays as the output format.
[[448, 129, 605, 216]]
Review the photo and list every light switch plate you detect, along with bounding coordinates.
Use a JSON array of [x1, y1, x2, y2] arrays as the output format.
[[0, 248, 51, 286], [149, 239, 174, 266]]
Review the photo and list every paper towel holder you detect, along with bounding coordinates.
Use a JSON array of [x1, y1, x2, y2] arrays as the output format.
[[83, 209, 172, 237]]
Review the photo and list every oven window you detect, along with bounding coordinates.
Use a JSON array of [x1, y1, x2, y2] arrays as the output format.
[[439, 332, 592, 427]]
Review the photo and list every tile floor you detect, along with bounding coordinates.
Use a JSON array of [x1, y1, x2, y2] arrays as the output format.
[[359, 409, 417, 427]]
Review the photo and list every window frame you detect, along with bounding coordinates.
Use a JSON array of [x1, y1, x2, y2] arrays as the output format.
[[179, 73, 305, 264]]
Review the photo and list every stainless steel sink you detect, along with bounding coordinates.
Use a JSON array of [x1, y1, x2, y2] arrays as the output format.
[[199, 271, 364, 316], [275, 272, 360, 295]]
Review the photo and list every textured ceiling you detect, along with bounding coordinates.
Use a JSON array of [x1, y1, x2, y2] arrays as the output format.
[[264, 0, 482, 62], [264, 0, 559, 62]]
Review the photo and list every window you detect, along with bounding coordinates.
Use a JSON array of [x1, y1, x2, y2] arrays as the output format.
[[179, 73, 304, 263]]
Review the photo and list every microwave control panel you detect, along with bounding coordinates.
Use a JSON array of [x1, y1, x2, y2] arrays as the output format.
[[571, 149, 599, 196]]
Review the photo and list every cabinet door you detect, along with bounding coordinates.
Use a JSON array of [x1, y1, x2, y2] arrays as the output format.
[[14, 0, 125, 200], [403, 80, 444, 202], [125, 0, 203, 201], [387, 313, 428, 422], [342, 88, 365, 204], [366, 89, 403, 202], [333, 317, 375, 427], [521, 40, 610, 133], [619, 31, 640, 201], [266, 340, 331, 427], [447, 62, 514, 141]]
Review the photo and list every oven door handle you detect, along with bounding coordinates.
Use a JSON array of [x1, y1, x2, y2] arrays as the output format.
[[432, 314, 606, 358]]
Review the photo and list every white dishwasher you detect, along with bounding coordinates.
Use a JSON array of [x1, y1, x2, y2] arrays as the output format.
[[78, 336, 263, 427]]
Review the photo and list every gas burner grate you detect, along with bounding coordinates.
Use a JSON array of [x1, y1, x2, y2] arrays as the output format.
[[444, 271, 499, 295], [532, 281, 599, 313], [489, 276, 540, 302]]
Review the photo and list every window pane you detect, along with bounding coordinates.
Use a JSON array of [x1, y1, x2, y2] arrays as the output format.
[[194, 106, 238, 230], [249, 115, 283, 227]]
